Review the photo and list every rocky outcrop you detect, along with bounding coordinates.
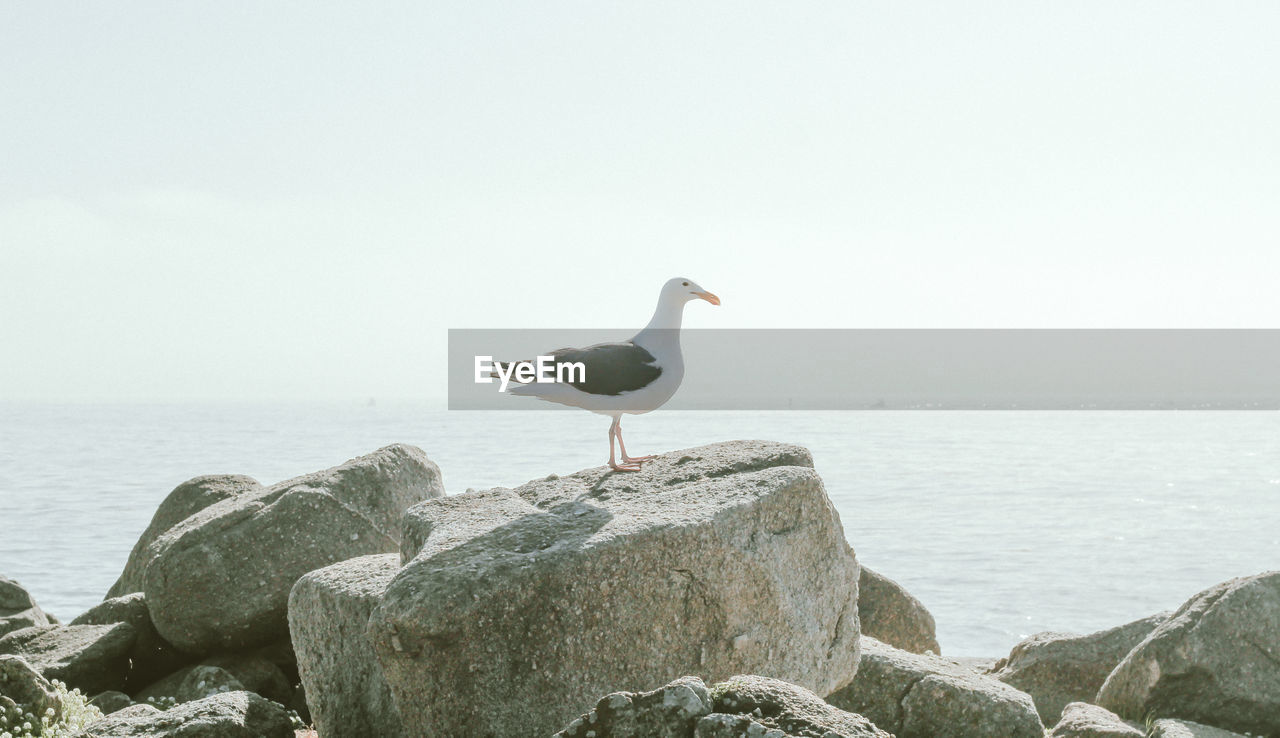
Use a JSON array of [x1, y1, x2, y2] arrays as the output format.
[[827, 636, 1043, 738], [857, 565, 939, 655], [1096, 571, 1280, 736], [75, 690, 294, 737], [0, 624, 136, 695], [0, 654, 63, 723], [71, 593, 188, 691], [1148, 718, 1250, 738], [107, 474, 264, 599], [556, 675, 890, 738], [991, 612, 1167, 724], [1047, 702, 1143, 738], [0, 575, 51, 638], [289, 553, 404, 738], [142, 444, 444, 654], [371, 441, 860, 738]]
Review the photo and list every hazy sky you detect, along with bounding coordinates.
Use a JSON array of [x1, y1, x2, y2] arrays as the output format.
[[3, 3, 1278, 401]]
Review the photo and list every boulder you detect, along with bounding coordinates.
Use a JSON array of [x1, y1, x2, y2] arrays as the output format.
[[74, 690, 294, 737], [71, 593, 189, 690], [199, 653, 292, 704], [143, 444, 444, 653], [90, 690, 134, 715], [134, 664, 244, 705], [0, 654, 63, 722], [371, 441, 860, 738], [289, 553, 404, 738], [1149, 718, 1250, 738], [857, 565, 940, 655], [991, 612, 1167, 724], [556, 675, 890, 738], [1047, 702, 1144, 738], [827, 636, 1043, 738], [107, 474, 264, 599], [1096, 571, 1280, 736], [0, 624, 136, 695], [0, 575, 51, 638]]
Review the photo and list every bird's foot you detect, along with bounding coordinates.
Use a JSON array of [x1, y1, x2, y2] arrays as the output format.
[[621, 454, 656, 464], [609, 460, 644, 472]]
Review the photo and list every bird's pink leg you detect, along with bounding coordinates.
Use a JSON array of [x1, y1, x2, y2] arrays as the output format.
[[608, 418, 642, 472], [616, 421, 656, 465]]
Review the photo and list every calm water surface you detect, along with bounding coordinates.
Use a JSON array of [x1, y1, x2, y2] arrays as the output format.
[[2, 404, 1277, 656]]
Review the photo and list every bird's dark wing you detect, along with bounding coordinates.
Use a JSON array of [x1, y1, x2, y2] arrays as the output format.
[[548, 342, 662, 396]]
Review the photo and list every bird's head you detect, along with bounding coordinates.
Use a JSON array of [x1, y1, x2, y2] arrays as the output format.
[[663, 277, 720, 306]]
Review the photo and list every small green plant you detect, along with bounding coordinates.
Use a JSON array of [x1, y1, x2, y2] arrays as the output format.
[[0, 679, 104, 738]]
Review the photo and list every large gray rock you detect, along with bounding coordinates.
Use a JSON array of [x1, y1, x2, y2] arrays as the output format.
[[107, 474, 264, 599], [0, 624, 136, 695], [827, 636, 1044, 738], [290, 553, 404, 738], [0, 654, 63, 722], [1096, 571, 1280, 736], [371, 441, 860, 738], [71, 593, 188, 691], [858, 565, 940, 655], [1047, 702, 1144, 738], [991, 612, 1167, 724], [143, 444, 444, 653], [556, 675, 890, 738], [0, 575, 51, 638], [74, 690, 294, 737], [1148, 718, 1250, 738]]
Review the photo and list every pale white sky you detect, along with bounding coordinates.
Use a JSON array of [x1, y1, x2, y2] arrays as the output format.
[[2, 3, 1278, 401]]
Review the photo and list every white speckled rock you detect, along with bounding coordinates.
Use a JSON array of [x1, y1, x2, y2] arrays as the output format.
[[371, 441, 860, 738], [143, 445, 444, 654], [992, 612, 1167, 724], [1096, 571, 1280, 736], [75, 690, 293, 737], [827, 636, 1044, 738], [289, 553, 405, 738], [1047, 702, 1144, 738]]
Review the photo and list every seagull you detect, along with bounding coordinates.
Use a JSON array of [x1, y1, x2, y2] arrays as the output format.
[[495, 277, 720, 471]]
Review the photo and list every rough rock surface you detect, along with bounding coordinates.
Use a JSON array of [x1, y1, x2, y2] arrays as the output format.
[[0, 575, 51, 638], [1148, 718, 1250, 738], [290, 553, 404, 738], [1096, 571, 1280, 736], [372, 441, 860, 738], [857, 565, 940, 655], [0, 654, 63, 721], [827, 636, 1043, 738], [0, 624, 136, 695], [75, 690, 294, 737], [992, 612, 1167, 724], [107, 474, 264, 599], [134, 664, 245, 704], [143, 444, 444, 653], [556, 675, 890, 738], [71, 593, 188, 690], [1047, 702, 1144, 738]]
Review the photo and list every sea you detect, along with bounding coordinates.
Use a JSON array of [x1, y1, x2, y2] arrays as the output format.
[[2, 403, 1277, 657]]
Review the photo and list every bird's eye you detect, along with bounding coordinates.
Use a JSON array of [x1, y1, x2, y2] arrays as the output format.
[[682, 281, 689, 286]]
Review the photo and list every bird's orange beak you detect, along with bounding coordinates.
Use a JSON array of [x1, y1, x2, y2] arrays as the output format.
[[695, 291, 721, 306]]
